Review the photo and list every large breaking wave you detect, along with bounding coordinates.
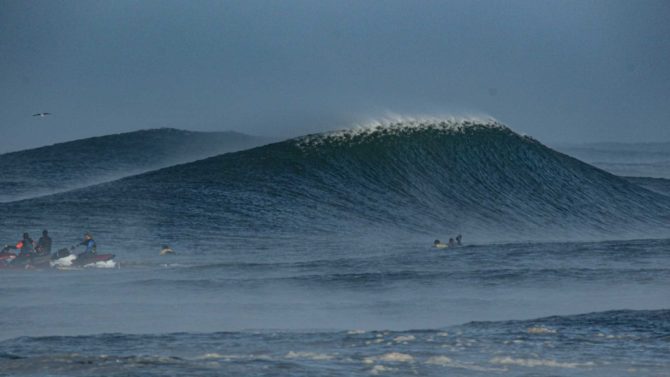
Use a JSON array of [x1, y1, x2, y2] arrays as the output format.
[[1, 118, 668, 245]]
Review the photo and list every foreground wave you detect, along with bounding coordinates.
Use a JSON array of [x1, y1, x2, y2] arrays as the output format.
[[1, 309, 667, 377]]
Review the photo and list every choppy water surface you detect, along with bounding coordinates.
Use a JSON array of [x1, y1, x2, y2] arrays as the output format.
[[1, 238, 669, 376], [2, 309, 668, 377]]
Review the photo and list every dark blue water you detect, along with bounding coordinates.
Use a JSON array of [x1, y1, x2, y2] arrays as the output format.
[[0, 128, 268, 203], [1, 119, 669, 376]]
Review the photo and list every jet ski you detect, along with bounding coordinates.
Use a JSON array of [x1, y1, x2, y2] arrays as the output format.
[[1, 244, 52, 269], [1, 248, 115, 269], [0, 252, 43, 269], [0, 250, 16, 263], [28, 253, 53, 268], [50, 248, 115, 268], [0, 249, 116, 270], [0, 249, 17, 268]]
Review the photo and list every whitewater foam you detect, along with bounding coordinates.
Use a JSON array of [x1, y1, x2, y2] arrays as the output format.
[[426, 356, 506, 371], [194, 353, 273, 361], [50, 256, 117, 269], [392, 335, 415, 343], [87, 260, 117, 269], [285, 351, 334, 361], [363, 352, 415, 364], [347, 329, 367, 335], [490, 356, 595, 369], [370, 364, 397, 375], [527, 326, 557, 334], [50, 254, 77, 268]]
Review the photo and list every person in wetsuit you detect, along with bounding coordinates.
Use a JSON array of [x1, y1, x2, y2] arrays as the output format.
[[73, 232, 96, 258]]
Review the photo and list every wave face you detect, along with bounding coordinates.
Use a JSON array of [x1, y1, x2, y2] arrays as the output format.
[[625, 176, 670, 197], [1, 119, 669, 246], [0, 128, 269, 202]]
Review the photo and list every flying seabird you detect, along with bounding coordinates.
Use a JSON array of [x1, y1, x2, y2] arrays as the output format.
[[32, 112, 51, 117]]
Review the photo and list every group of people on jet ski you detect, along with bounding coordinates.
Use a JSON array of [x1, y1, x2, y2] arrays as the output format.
[[1, 230, 98, 268], [4, 230, 53, 255]]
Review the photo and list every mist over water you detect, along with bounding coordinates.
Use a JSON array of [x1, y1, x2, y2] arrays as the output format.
[[2, 238, 669, 340], [1, 119, 669, 376]]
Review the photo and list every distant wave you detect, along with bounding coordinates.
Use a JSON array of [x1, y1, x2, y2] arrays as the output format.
[[0, 128, 268, 203], [1, 118, 669, 243], [464, 308, 670, 334], [4, 308, 666, 341]]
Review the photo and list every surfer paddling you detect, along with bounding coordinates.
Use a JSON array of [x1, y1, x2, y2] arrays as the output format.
[[160, 245, 175, 255]]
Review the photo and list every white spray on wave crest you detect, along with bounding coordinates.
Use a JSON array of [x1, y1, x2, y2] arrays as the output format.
[[295, 114, 506, 148]]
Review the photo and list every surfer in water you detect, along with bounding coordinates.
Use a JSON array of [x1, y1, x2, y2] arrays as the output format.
[[433, 239, 448, 249], [160, 245, 175, 255]]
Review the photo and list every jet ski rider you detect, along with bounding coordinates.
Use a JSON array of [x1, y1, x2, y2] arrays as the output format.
[[13, 232, 35, 257], [36, 229, 52, 255], [2, 233, 35, 265], [73, 232, 97, 257]]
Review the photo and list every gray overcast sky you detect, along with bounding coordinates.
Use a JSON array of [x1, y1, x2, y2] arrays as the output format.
[[1, 0, 669, 152]]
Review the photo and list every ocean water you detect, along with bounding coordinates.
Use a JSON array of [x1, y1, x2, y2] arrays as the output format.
[[1, 119, 669, 376], [555, 141, 670, 179], [0, 128, 268, 203]]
